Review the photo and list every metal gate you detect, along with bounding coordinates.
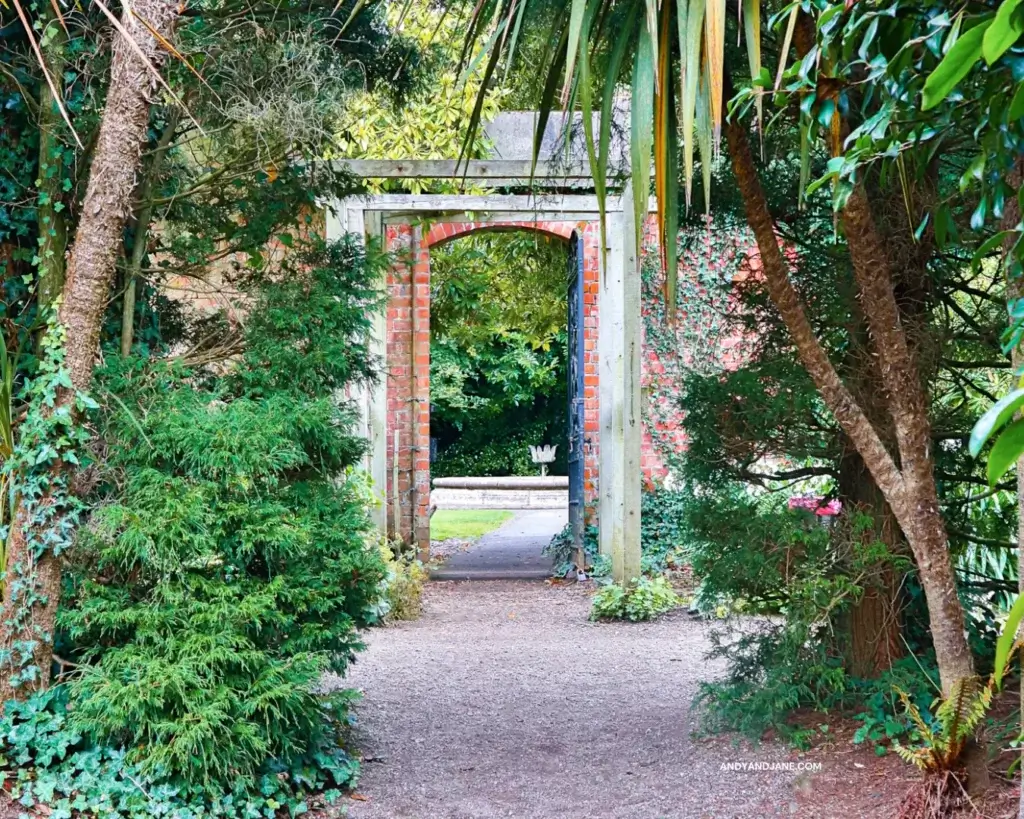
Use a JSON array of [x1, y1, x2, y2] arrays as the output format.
[[567, 232, 586, 573]]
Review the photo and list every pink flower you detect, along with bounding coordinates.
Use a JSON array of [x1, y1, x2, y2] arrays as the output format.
[[788, 496, 842, 516]]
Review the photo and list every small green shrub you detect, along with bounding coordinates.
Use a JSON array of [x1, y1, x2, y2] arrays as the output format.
[[381, 543, 427, 621], [0, 687, 360, 818], [590, 576, 680, 621]]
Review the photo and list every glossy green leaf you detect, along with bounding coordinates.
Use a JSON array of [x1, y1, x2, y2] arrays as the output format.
[[971, 230, 1012, 272], [983, 0, 1024, 65], [922, 20, 992, 110], [1009, 81, 1024, 120], [995, 591, 1024, 688], [969, 387, 1024, 456], [987, 417, 1024, 485]]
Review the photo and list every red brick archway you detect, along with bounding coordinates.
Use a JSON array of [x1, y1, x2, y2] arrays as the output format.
[[383, 219, 601, 551]]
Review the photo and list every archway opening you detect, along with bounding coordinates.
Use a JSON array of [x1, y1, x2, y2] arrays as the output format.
[[426, 226, 579, 578]]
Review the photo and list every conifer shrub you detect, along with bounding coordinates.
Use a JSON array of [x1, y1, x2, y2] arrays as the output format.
[[55, 238, 388, 790]]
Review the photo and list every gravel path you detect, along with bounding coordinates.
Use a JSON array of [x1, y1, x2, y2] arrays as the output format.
[[328, 580, 819, 819]]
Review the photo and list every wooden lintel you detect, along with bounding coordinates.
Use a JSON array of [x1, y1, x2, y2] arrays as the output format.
[[381, 211, 610, 226], [352, 193, 621, 213], [335, 159, 598, 180]]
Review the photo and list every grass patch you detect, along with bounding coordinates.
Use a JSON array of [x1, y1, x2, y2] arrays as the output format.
[[430, 509, 513, 541]]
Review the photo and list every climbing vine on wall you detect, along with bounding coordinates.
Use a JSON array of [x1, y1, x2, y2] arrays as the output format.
[[640, 217, 753, 478]]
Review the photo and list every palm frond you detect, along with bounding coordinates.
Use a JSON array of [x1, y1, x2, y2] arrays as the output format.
[[458, 0, 771, 294]]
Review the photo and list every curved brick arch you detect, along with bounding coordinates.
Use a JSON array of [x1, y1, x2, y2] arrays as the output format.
[[384, 218, 603, 551], [423, 220, 578, 249]]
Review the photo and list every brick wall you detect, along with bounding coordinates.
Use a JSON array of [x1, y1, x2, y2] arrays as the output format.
[[157, 205, 746, 552], [383, 214, 751, 552]]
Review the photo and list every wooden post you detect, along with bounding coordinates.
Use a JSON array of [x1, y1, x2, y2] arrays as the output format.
[[364, 210, 389, 535], [599, 181, 642, 585], [330, 204, 389, 537], [622, 183, 643, 583]]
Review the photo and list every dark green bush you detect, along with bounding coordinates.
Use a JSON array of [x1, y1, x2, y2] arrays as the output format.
[[684, 487, 926, 747], [433, 415, 566, 477], [57, 238, 387, 789]]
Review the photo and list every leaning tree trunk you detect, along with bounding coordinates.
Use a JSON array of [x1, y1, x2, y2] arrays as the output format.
[[36, 3, 68, 308], [0, 0, 182, 701], [724, 113, 974, 696], [840, 188, 976, 690]]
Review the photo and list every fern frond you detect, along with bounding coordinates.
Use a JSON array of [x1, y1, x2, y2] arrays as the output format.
[[895, 686, 934, 746]]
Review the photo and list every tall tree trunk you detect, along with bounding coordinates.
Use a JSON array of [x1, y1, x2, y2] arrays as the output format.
[[840, 187, 975, 689], [36, 8, 68, 308], [836, 447, 903, 677], [0, 0, 182, 701], [724, 113, 974, 695]]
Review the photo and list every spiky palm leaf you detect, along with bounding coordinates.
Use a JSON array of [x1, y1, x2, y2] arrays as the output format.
[[457, 0, 764, 314]]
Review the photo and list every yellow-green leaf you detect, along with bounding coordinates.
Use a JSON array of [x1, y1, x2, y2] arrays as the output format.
[[995, 592, 1024, 688], [986, 417, 1024, 485], [704, 0, 726, 148], [983, 0, 1024, 65]]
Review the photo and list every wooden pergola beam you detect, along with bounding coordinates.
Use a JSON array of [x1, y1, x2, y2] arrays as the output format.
[[334, 159, 599, 181], [353, 193, 620, 213]]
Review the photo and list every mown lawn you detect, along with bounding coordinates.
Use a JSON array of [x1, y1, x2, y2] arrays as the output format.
[[430, 509, 513, 541]]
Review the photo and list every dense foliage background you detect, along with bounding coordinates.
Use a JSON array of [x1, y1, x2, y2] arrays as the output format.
[[430, 231, 571, 477]]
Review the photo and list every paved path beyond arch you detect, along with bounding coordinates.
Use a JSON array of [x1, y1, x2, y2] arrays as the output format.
[[328, 581, 875, 819], [431, 510, 566, 581]]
